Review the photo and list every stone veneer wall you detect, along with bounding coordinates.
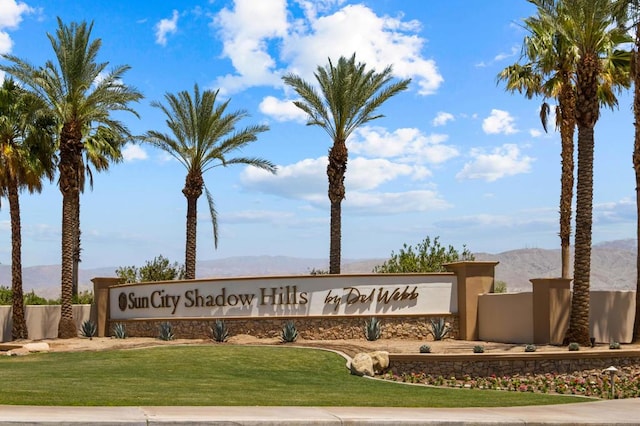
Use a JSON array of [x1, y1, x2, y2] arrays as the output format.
[[112, 314, 459, 340], [389, 351, 640, 378]]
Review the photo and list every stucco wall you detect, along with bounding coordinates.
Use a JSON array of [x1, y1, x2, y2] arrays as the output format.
[[478, 292, 533, 343], [590, 291, 635, 343], [0, 305, 93, 342]]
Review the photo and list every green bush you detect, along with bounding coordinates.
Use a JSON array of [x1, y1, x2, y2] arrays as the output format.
[[493, 280, 508, 293], [568, 342, 580, 351], [374, 236, 474, 273], [473, 345, 485, 353], [116, 255, 185, 283], [609, 341, 621, 350], [0, 286, 11, 305], [525, 344, 537, 352]]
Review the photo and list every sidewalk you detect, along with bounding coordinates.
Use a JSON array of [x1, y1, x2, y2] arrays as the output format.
[[1, 398, 638, 425]]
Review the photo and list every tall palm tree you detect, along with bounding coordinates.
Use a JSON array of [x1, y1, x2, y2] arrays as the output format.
[[145, 84, 276, 279], [0, 79, 56, 340], [551, 0, 631, 344], [282, 54, 411, 274], [1, 18, 143, 338], [498, 0, 577, 279], [612, 0, 640, 341]]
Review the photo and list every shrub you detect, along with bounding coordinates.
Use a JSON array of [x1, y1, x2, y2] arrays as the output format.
[[364, 317, 381, 341], [0, 286, 11, 305], [419, 344, 431, 354], [112, 323, 127, 339], [568, 342, 580, 351], [524, 344, 537, 352], [428, 317, 450, 341], [473, 345, 485, 353], [373, 236, 474, 273], [73, 290, 94, 304], [158, 322, 175, 341], [493, 280, 508, 293], [610, 341, 621, 350], [80, 320, 97, 340], [280, 321, 298, 343], [211, 319, 229, 343]]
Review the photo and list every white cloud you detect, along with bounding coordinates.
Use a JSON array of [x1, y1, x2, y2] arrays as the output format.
[[529, 128, 543, 138], [456, 144, 534, 182], [122, 144, 148, 162], [155, 10, 179, 46], [213, 0, 288, 93], [482, 109, 518, 135], [258, 96, 308, 122], [345, 189, 451, 214], [240, 155, 435, 210], [432, 111, 454, 127], [494, 46, 519, 62], [211, 2, 443, 96], [349, 126, 459, 164], [0, 0, 33, 55]]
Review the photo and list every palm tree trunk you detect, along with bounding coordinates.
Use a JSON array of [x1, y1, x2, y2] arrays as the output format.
[[58, 125, 82, 338], [8, 180, 27, 340], [183, 171, 203, 280], [566, 54, 598, 346], [327, 138, 347, 274], [559, 75, 576, 279], [633, 24, 640, 342], [185, 195, 198, 280]]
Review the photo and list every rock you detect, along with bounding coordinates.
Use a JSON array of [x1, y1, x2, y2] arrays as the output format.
[[350, 353, 374, 377], [23, 342, 50, 353], [370, 351, 389, 373]]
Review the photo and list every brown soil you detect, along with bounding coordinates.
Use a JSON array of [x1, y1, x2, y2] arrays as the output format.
[[7, 335, 640, 358]]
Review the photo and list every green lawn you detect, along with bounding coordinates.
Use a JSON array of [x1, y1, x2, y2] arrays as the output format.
[[0, 345, 588, 407]]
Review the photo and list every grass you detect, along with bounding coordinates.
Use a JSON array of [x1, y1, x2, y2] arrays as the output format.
[[0, 345, 588, 407]]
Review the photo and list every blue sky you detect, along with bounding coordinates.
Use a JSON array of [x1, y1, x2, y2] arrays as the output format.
[[0, 0, 635, 269]]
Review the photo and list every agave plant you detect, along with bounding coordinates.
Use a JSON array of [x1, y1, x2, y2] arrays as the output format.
[[419, 344, 431, 354], [280, 320, 298, 343], [428, 317, 450, 341], [211, 319, 229, 343], [158, 322, 175, 341], [112, 323, 127, 339], [473, 345, 485, 353], [364, 317, 381, 341], [524, 344, 537, 352], [80, 320, 97, 340]]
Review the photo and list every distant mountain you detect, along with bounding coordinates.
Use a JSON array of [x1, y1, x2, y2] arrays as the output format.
[[0, 239, 636, 298]]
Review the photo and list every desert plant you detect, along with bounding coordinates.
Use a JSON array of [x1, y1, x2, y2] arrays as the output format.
[[112, 323, 127, 339], [427, 317, 450, 341], [419, 344, 431, 354], [158, 322, 175, 341], [493, 280, 508, 293], [473, 345, 485, 353], [524, 344, 537, 352], [568, 342, 580, 351], [610, 341, 621, 350], [80, 320, 96, 340], [211, 319, 229, 343], [280, 320, 298, 343], [364, 317, 381, 341]]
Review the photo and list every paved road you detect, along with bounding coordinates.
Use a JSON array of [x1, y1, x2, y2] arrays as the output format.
[[1, 398, 637, 425]]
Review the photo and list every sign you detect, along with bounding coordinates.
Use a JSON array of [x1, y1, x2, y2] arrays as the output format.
[[109, 274, 457, 320]]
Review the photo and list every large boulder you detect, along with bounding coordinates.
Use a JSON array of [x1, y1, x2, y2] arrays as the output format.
[[350, 352, 374, 377], [369, 351, 389, 374]]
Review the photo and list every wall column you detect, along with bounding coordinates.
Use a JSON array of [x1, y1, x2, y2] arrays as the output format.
[[531, 278, 571, 345], [444, 261, 498, 341], [92, 277, 122, 337]]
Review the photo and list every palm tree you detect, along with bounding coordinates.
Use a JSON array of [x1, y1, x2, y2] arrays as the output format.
[[612, 0, 640, 341], [1, 18, 143, 338], [145, 84, 276, 279], [0, 79, 56, 340], [282, 54, 411, 273], [498, 0, 577, 279], [550, 0, 631, 344]]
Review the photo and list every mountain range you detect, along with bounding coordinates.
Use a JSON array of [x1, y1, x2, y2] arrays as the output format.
[[0, 239, 636, 299]]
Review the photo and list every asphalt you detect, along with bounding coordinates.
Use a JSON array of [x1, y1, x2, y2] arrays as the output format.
[[1, 399, 638, 425]]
